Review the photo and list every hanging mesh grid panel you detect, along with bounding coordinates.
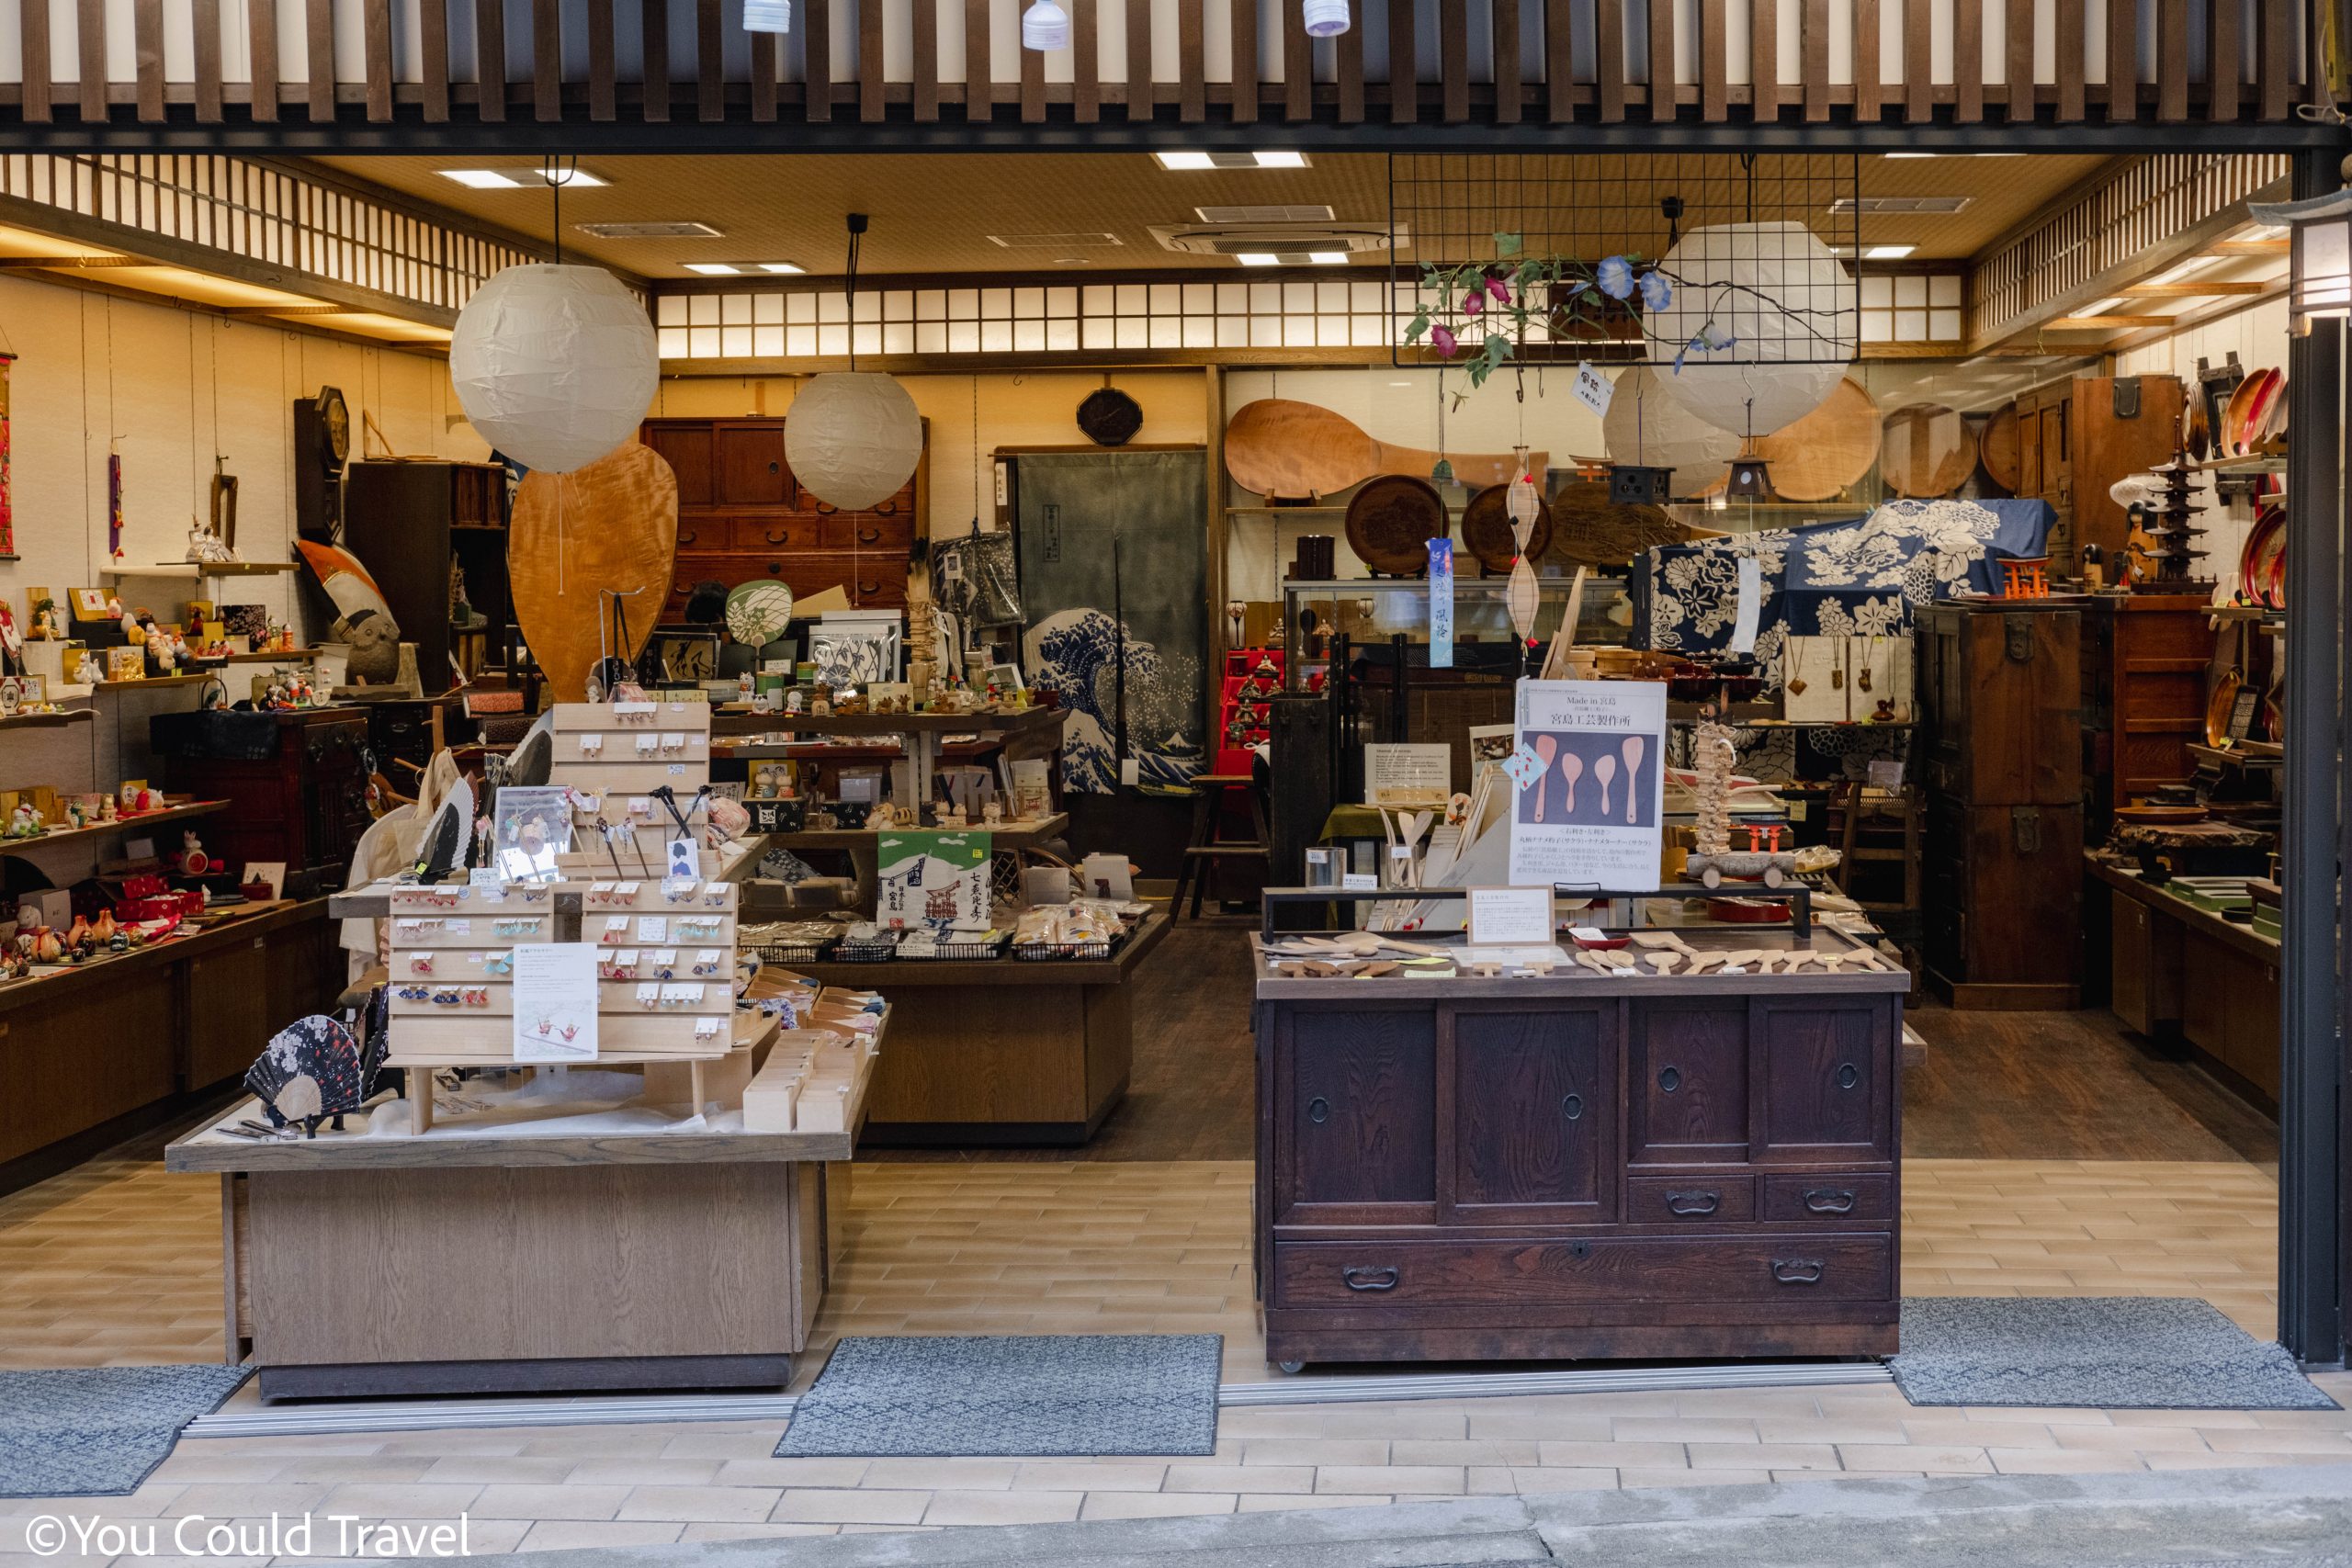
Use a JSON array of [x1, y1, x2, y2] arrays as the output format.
[[1387, 153, 1864, 377]]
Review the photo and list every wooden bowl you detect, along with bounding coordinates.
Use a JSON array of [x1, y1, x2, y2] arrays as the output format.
[[1459, 482, 1554, 574], [1881, 403, 1978, 498]]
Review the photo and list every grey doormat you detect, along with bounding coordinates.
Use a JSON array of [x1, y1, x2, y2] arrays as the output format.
[[0, 1364, 251, 1496], [775, 1335, 1221, 1457], [1892, 1297, 2338, 1410]]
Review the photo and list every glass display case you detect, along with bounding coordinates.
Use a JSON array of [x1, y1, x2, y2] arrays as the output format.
[[1278, 575, 1618, 694]]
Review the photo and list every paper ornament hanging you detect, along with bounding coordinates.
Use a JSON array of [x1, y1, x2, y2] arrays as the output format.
[[1506, 446, 1540, 551], [786, 372, 923, 511], [449, 264, 660, 476], [1507, 554, 1540, 647], [1640, 221, 1858, 438], [1602, 364, 1739, 497]]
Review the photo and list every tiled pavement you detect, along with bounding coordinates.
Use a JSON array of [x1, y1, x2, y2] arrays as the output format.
[[0, 1145, 2331, 1563]]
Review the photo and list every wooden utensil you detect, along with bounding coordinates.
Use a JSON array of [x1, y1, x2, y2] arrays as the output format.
[[1602, 949, 1639, 970], [1594, 753, 1617, 818], [1225, 398, 1548, 500], [1532, 735, 1560, 821], [1621, 736, 1645, 825], [1461, 482, 1554, 573], [1561, 751, 1584, 814], [1686, 952, 1727, 974], [1574, 951, 1614, 976], [1753, 377, 1882, 502], [1344, 475, 1449, 576], [1647, 951, 1682, 975], [1780, 950, 1815, 973], [1977, 402, 2022, 492], [1880, 403, 1978, 498], [509, 442, 681, 705]]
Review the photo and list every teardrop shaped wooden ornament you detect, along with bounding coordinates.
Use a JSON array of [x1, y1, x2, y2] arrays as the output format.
[[509, 442, 681, 705], [1507, 553, 1540, 645]]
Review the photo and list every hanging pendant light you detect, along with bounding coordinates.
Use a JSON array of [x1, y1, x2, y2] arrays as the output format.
[[787, 214, 923, 512], [1302, 0, 1351, 36], [1022, 0, 1071, 50], [742, 0, 790, 31]]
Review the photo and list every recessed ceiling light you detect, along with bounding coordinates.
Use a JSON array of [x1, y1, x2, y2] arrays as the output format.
[[1308, 251, 1349, 265], [439, 166, 608, 189], [684, 263, 742, 276], [1154, 152, 1314, 171], [1236, 253, 1281, 266], [756, 262, 805, 274], [1862, 243, 1917, 260]]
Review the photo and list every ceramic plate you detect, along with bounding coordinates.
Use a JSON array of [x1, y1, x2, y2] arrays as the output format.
[[2240, 507, 2287, 610]]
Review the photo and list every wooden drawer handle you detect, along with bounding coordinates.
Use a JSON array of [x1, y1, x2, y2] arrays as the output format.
[[857, 526, 883, 546], [1770, 1259, 1826, 1285], [859, 581, 884, 596], [873, 499, 899, 514], [764, 528, 792, 546], [1341, 1266, 1399, 1292], [677, 528, 698, 547], [1803, 1188, 1857, 1215], [814, 502, 839, 515], [1665, 1189, 1720, 1217]]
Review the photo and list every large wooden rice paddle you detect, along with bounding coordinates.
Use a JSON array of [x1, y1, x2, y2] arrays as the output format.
[[1225, 399, 1547, 499], [509, 442, 680, 703]]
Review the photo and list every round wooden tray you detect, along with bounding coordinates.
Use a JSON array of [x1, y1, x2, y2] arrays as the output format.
[[1753, 378, 1881, 502], [1345, 473, 1449, 576], [1458, 482, 1553, 573], [1881, 403, 1978, 498], [1979, 403, 2021, 492]]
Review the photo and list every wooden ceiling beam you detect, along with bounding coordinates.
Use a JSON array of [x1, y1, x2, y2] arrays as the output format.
[[2120, 280, 2273, 296]]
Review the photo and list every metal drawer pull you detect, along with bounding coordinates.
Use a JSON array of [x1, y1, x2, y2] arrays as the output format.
[[1561, 1093, 1584, 1121], [1306, 1096, 1329, 1124], [1665, 1190, 1720, 1216], [1658, 1066, 1681, 1092], [1803, 1189, 1857, 1214], [1342, 1266, 1399, 1292], [1837, 1063, 1860, 1089], [1770, 1259, 1826, 1285], [765, 529, 791, 546], [858, 527, 883, 545]]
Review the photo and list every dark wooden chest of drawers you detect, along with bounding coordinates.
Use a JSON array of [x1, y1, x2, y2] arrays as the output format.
[[1252, 974, 1904, 1369]]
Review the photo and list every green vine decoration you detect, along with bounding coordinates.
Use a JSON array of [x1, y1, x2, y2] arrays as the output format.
[[1403, 232, 1678, 389]]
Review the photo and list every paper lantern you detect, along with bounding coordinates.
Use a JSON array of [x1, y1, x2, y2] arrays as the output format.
[[742, 0, 790, 28], [1505, 446, 1540, 552], [1021, 0, 1070, 49], [1640, 220, 1858, 438], [1303, 0, 1351, 36], [1602, 364, 1739, 497], [450, 265, 659, 476], [786, 372, 923, 511]]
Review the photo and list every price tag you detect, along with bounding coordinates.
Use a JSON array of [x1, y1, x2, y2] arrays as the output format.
[[1341, 872, 1378, 891], [1468, 886, 1553, 946], [1574, 361, 1613, 416]]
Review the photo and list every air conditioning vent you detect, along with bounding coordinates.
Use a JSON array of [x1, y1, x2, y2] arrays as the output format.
[[1151, 221, 1402, 258], [1829, 196, 1972, 215], [1194, 205, 1336, 224], [574, 220, 726, 239], [987, 231, 1125, 249]]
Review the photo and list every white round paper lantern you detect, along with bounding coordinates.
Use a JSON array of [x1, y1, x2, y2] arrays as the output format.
[[1602, 364, 1740, 495], [450, 264, 659, 475], [1302, 0, 1351, 37], [1021, 0, 1070, 49], [786, 372, 923, 511], [1640, 220, 1858, 438]]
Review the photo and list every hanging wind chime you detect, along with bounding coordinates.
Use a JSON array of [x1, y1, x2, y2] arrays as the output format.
[[107, 446, 125, 560]]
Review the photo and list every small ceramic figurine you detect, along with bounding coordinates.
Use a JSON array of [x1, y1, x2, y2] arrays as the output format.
[[178, 830, 209, 876], [5, 800, 41, 840], [146, 623, 177, 673], [31, 927, 62, 964]]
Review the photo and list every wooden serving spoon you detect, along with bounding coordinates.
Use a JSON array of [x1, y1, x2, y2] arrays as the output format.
[[1686, 952, 1728, 974], [1533, 735, 1560, 821], [1646, 951, 1683, 976], [1621, 735, 1645, 825], [1594, 753, 1618, 818], [1561, 751, 1584, 814], [1574, 951, 1614, 976], [1225, 398, 1550, 500]]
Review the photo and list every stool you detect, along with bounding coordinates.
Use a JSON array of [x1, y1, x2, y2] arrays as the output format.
[[1170, 773, 1271, 919]]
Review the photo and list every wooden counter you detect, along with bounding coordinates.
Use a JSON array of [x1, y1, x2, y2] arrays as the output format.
[[0, 897, 342, 1190], [823, 912, 1171, 1146], [166, 1000, 886, 1401], [1251, 926, 1906, 1371], [2088, 854, 2279, 1106]]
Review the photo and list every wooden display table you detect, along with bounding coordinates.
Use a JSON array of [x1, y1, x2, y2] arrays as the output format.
[[2088, 854, 2279, 1106], [1251, 924, 1905, 1371], [165, 997, 886, 1401], [805, 912, 1171, 1146]]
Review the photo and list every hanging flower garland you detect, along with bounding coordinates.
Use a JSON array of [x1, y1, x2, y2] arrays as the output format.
[[1405, 231, 1687, 389]]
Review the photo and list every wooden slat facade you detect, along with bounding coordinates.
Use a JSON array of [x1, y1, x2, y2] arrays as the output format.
[[0, 0, 2326, 141]]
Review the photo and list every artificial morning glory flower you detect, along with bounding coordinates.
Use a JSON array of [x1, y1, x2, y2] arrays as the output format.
[[1431, 324, 1459, 357], [1596, 255, 1634, 300], [1636, 270, 1673, 311]]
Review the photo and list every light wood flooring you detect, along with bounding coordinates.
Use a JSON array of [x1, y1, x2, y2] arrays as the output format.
[[0, 928, 2324, 1562]]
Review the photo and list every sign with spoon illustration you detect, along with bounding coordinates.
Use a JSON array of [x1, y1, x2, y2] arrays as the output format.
[[1509, 679, 1667, 889]]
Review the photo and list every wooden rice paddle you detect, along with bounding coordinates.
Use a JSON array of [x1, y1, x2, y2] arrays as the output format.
[[1225, 399, 1547, 500], [509, 443, 681, 704]]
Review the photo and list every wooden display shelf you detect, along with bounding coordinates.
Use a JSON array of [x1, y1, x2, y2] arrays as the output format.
[[88, 673, 223, 692], [708, 705, 1068, 739], [100, 560, 301, 580], [769, 812, 1068, 853], [0, 797, 226, 852], [326, 837, 769, 920], [0, 707, 94, 731]]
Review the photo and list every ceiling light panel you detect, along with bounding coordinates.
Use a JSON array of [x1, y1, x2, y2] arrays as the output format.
[[574, 220, 725, 239], [439, 166, 608, 188], [1153, 152, 1314, 170]]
